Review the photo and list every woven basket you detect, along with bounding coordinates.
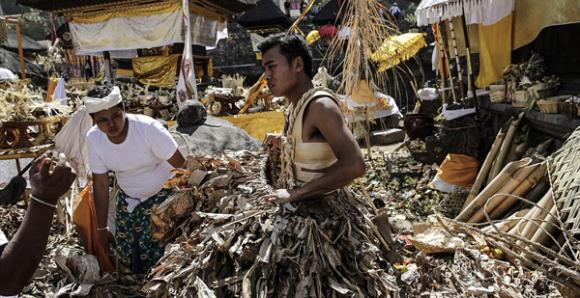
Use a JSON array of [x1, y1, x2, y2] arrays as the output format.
[[489, 84, 506, 103], [548, 126, 580, 239]]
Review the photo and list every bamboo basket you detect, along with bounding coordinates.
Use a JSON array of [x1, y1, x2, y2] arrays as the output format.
[[536, 100, 559, 114], [548, 126, 580, 238]]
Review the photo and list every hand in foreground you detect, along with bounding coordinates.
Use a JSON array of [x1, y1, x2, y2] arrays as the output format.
[[264, 189, 293, 204], [29, 155, 76, 206]]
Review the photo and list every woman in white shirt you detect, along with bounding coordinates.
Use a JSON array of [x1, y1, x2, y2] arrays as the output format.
[[85, 85, 184, 274]]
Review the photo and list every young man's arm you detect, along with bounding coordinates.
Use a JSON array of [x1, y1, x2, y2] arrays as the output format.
[[268, 97, 365, 203], [0, 157, 75, 296]]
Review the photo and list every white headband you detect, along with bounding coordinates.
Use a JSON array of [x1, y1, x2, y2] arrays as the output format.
[[84, 86, 123, 114]]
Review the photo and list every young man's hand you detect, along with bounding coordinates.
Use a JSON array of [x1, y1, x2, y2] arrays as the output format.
[[29, 155, 76, 206], [264, 189, 299, 204]]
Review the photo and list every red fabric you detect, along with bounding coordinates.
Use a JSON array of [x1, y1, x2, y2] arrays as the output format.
[[319, 24, 338, 37]]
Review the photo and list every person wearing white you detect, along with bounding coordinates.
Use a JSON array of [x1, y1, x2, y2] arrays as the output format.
[[87, 114, 177, 200], [85, 85, 184, 274]]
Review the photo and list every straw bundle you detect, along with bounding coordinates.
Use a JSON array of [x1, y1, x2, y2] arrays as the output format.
[[325, 0, 402, 103]]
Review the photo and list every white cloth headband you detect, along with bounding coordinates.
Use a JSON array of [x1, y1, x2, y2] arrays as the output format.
[[84, 86, 123, 114]]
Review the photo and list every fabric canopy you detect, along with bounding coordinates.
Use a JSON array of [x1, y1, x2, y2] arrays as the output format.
[[371, 33, 427, 72], [237, 0, 291, 31], [69, 2, 226, 55], [416, 0, 514, 26]]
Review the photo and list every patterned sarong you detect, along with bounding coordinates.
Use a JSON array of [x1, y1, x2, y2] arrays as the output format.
[[114, 188, 172, 273]]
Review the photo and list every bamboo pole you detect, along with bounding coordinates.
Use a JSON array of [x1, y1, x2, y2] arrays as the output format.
[[507, 190, 551, 236], [518, 190, 554, 241], [506, 142, 529, 163], [488, 162, 547, 220], [460, 11, 478, 109], [456, 158, 532, 222], [468, 162, 541, 223], [488, 113, 524, 183], [447, 19, 465, 99], [464, 130, 506, 207], [529, 203, 558, 246], [481, 208, 530, 234], [437, 22, 457, 103]]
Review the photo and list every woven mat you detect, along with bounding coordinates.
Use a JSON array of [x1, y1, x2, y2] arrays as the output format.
[[548, 126, 580, 236]]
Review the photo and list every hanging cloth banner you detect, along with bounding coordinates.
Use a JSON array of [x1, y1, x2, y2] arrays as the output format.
[[416, 0, 514, 27], [69, 2, 227, 55], [70, 5, 183, 55], [132, 54, 180, 88], [176, 0, 199, 108]]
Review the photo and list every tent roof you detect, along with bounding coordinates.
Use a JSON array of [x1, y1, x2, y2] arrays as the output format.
[[312, 0, 346, 26], [16, 0, 256, 17], [415, 0, 514, 26], [237, 0, 291, 31], [0, 47, 46, 77], [1, 27, 46, 52]]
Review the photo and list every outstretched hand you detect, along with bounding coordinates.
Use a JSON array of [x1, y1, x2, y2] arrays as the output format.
[[29, 155, 76, 205], [264, 189, 293, 204]]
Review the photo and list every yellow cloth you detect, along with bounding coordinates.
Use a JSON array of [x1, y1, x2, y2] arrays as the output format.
[[71, 2, 179, 24], [436, 154, 479, 188], [132, 54, 179, 88], [513, 0, 580, 50], [371, 33, 427, 72], [72, 182, 115, 272], [306, 30, 321, 45], [70, 1, 226, 23], [475, 13, 513, 88], [220, 111, 285, 141]]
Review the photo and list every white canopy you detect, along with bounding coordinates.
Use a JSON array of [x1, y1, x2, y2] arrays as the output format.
[[416, 0, 514, 26], [69, 5, 226, 56]]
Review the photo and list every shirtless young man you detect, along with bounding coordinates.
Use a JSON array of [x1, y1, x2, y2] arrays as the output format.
[[259, 33, 365, 202]]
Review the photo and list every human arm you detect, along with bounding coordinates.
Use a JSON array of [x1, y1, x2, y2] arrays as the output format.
[[167, 149, 185, 168], [92, 173, 114, 253], [148, 121, 184, 168], [0, 156, 75, 295], [266, 97, 365, 203]]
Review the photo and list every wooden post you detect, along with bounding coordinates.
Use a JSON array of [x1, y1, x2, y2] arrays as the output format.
[[460, 13, 479, 110], [437, 22, 457, 103], [14, 21, 25, 80], [3, 18, 26, 79]]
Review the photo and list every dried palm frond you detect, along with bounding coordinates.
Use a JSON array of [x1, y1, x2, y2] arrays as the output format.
[[324, 0, 414, 102]]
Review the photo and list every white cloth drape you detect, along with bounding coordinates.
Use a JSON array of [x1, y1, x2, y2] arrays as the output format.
[[70, 9, 227, 55], [70, 9, 183, 55], [416, 0, 515, 26]]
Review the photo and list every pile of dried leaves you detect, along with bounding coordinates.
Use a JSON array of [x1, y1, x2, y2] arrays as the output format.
[[0, 149, 571, 297], [145, 150, 399, 297]]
